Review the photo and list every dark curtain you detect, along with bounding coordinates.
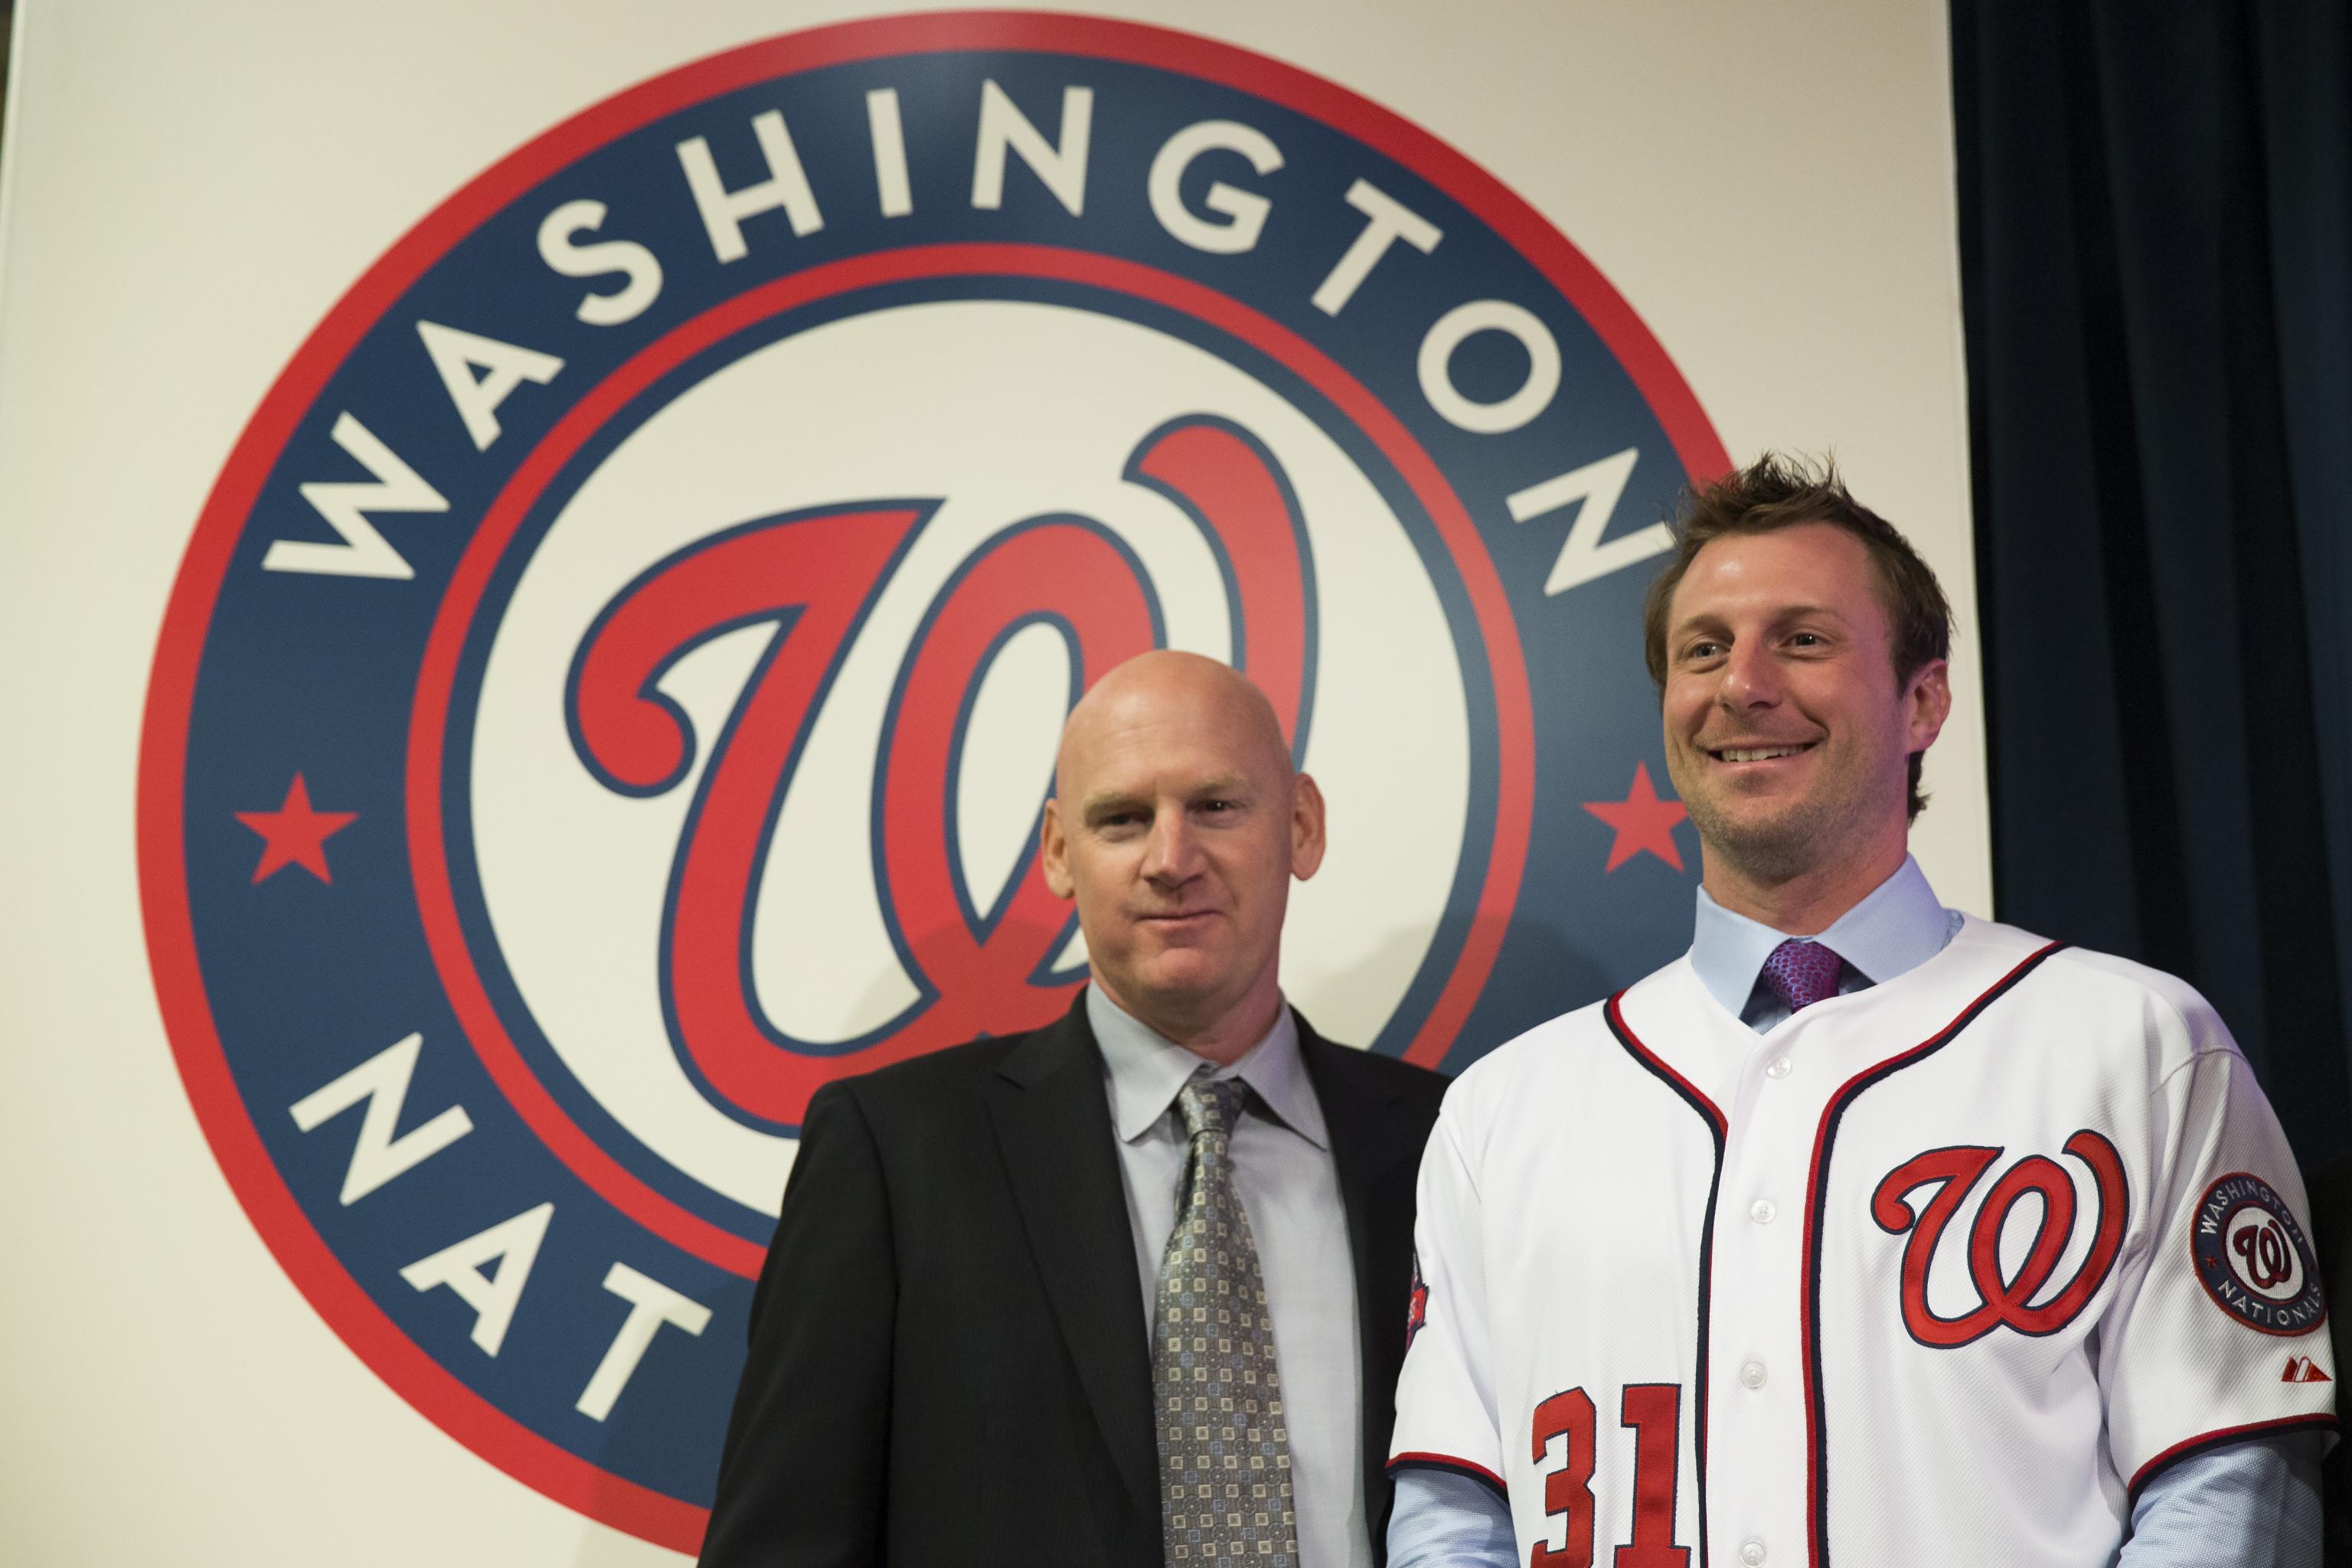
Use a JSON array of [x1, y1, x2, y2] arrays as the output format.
[[1952, 0, 2352, 1170]]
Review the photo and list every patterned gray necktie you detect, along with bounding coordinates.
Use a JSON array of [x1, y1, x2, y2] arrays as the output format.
[[1154, 1076, 1298, 1567]]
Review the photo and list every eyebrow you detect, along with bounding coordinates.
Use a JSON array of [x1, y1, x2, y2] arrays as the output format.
[[1673, 603, 1853, 637], [1078, 776, 1256, 818]]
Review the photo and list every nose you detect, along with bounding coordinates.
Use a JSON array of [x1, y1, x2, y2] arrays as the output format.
[[1718, 639, 1782, 710], [1140, 804, 1204, 888]]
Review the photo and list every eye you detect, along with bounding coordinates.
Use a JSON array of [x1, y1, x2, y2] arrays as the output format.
[[1681, 638, 1726, 664]]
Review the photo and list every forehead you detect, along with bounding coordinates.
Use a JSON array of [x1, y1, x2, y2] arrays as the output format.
[[1064, 688, 1286, 797], [1671, 522, 1888, 628]]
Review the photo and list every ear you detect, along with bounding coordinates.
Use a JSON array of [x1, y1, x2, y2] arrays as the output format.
[[1904, 658, 1952, 754], [1040, 799, 1075, 900], [1289, 773, 1328, 881]]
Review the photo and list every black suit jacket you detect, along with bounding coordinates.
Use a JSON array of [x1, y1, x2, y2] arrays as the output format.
[[699, 994, 1448, 1568]]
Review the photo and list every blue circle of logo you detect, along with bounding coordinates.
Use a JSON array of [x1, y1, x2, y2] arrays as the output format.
[[141, 14, 1724, 1545]]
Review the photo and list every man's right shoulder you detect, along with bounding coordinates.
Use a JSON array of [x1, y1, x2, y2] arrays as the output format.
[[812, 1023, 1068, 1123], [1442, 993, 1619, 1116]]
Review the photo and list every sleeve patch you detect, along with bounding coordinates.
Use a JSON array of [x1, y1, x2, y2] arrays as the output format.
[[2189, 1173, 2327, 1336], [1404, 1249, 1429, 1350]]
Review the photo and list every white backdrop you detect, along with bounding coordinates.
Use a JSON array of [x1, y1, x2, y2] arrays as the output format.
[[0, 2, 1981, 1562]]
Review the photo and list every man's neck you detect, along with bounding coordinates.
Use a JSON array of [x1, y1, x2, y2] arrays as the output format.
[[1701, 838, 1910, 936], [1094, 972, 1285, 1067]]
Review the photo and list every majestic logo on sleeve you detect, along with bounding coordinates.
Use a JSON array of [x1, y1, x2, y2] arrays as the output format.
[[2192, 1174, 2326, 1336], [136, 13, 1724, 1550], [1870, 1132, 2128, 1346]]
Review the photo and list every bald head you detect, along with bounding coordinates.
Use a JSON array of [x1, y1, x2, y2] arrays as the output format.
[[1040, 650, 1323, 1058], [1054, 650, 1292, 803]]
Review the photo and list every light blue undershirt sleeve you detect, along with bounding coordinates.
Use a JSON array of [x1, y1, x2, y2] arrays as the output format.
[[1387, 1468, 1515, 1568], [2122, 1435, 2322, 1566]]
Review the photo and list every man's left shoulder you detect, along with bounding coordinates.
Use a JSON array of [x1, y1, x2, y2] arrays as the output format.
[[1959, 916, 2244, 1068], [1296, 1021, 1449, 1129]]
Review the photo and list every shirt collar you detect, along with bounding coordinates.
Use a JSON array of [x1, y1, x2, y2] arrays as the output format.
[[1086, 984, 1328, 1150], [1687, 854, 1952, 1018]]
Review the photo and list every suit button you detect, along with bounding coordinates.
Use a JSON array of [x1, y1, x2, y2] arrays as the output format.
[[1740, 1361, 1766, 1390], [1749, 1198, 1777, 1224], [1742, 1542, 1768, 1566], [1766, 1057, 1792, 1079]]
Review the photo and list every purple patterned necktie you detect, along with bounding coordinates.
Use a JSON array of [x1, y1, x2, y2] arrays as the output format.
[[1760, 938, 1845, 1014]]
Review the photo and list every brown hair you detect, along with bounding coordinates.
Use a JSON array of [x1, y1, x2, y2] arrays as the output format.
[[1640, 453, 1953, 821]]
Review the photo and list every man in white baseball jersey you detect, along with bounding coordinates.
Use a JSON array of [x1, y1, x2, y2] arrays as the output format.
[[1387, 456, 2334, 1566]]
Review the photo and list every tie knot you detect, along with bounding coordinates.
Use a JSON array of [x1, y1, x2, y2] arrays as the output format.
[[1178, 1076, 1249, 1141], [1762, 938, 1845, 1014]]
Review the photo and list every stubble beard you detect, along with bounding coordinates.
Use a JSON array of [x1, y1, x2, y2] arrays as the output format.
[[1683, 769, 1886, 891]]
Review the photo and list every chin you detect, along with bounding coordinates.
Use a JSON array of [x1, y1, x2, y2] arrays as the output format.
[[1688, 801, 1828, 879], [1135, 956, 1227, 998], [1129, 950, 1256, 1011]]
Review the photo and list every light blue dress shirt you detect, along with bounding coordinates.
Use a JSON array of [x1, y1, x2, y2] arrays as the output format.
[[1685, 852, 1962, 1029], [1089, 986, 1373, 1568], [1390, 858, 2321, 1567]]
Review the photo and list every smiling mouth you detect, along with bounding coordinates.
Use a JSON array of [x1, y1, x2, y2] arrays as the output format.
[[1710, 743, 1816, 762]]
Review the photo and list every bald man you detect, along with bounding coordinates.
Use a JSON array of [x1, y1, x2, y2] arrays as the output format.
[[702, 653, 1447, 1568]]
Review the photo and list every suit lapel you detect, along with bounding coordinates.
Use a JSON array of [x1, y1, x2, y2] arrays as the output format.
[[1298, 1017, 1422, 1521], [1300, 1016, 1417, 1309], [986, 1003, 1158, 1514]]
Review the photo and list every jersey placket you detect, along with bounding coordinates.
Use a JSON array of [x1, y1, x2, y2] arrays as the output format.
[[1701, 991, 1867, 1568]]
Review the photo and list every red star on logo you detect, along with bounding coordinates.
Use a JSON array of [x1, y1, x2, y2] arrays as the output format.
[[1583, 761, 1688, 873], [234, 773, 358, 885]]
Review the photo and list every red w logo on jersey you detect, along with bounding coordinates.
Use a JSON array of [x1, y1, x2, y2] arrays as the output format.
[[1870, 1129, 2128, 1347]]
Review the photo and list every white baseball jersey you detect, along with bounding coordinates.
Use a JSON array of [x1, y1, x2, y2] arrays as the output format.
[[1390, 916, 2336, 1568]]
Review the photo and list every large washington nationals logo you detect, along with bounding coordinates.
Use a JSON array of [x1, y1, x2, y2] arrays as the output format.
[[1870, 1132, 2128, 1346], [139, 12, 1726, 1550]]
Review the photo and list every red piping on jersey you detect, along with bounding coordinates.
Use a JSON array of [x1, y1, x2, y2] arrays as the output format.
[[1387, 1451, 1508, 1500], [1606, 993, 1728, 1134], [2126, 1413, 2340, 1502], [1606, 991, 1726, 1568], [1798, 940, 2068, 1568]]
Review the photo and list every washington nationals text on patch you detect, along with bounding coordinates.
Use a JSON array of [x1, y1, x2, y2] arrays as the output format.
[[1389, 917, 2337, 1568]]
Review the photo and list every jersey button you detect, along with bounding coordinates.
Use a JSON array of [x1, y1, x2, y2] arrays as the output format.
[[1741, 1541, 1767, 1566], [1740, 1360, 1767, 1389], [1749, 1198, 1777, 1224], [1766, 1056, 1792, 1079]]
